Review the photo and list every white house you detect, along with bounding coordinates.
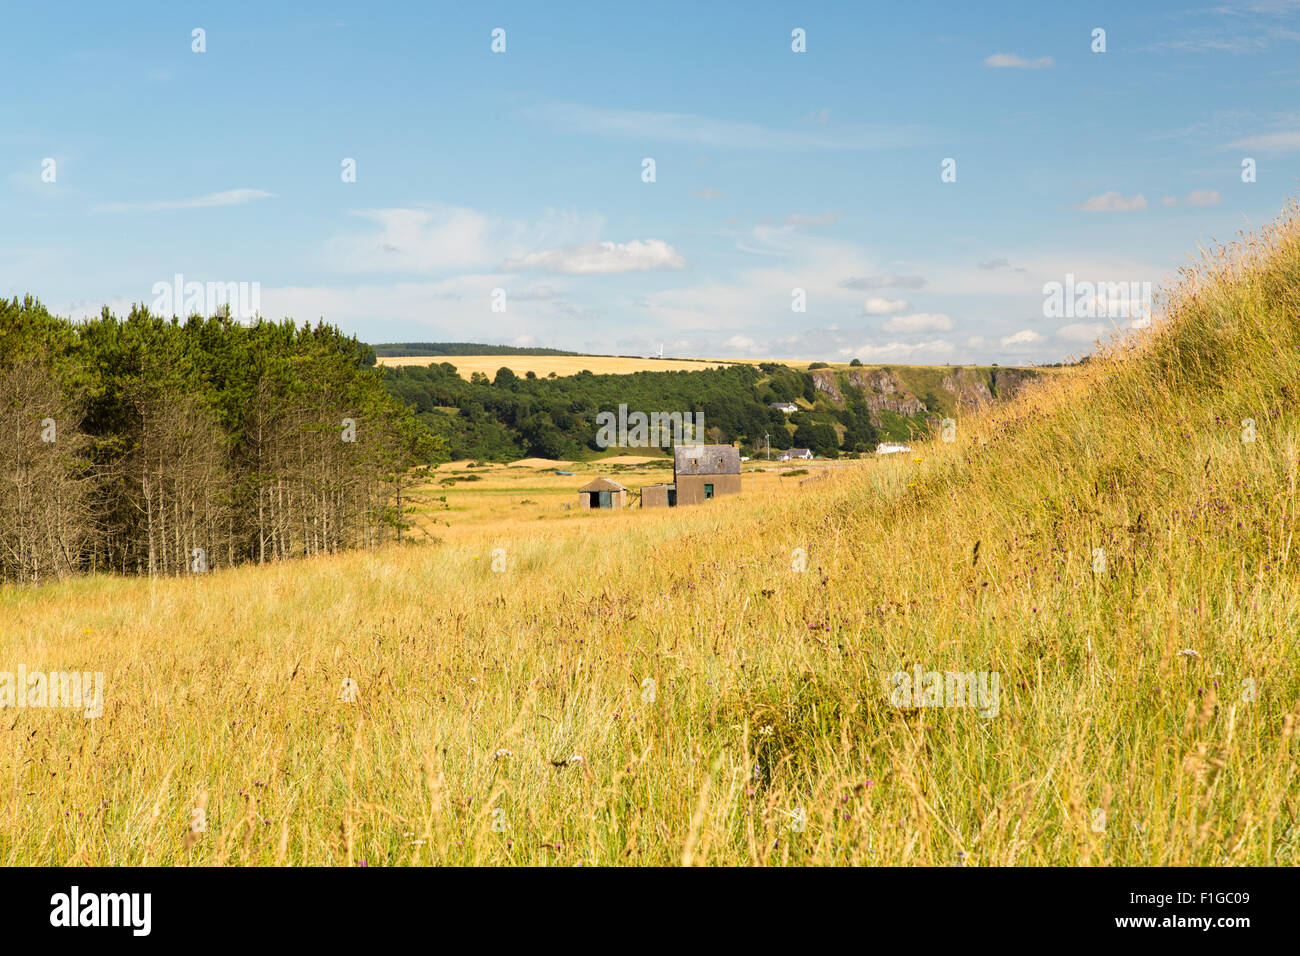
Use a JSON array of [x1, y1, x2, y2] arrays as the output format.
[[769, 402, 799, 414], [875, 442, 912, 455], [777, 447, 814, 461]]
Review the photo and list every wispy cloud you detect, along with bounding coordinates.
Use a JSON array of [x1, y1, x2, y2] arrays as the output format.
[[1058, 322, 1109, 343], [783, 211, 840, 228], [503, 239, 685, 275], [881, 312, 953, 333], [1160, 189, 1224, 206], [529, 102, 921, 150], [1145, 1, 1300, 53], [984, 53, 1054, 69], [94, 188, 274, 213], [1076, 191, 1149, 212], [845, 338, 955, 362], [327, 204, 605, 274], [1225, 128, 1300, 152], [839, 273, 927, 290], [1215, 1, 1300, 14]]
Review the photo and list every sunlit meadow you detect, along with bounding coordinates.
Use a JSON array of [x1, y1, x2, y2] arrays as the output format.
[[4, 205, 1300, 866]]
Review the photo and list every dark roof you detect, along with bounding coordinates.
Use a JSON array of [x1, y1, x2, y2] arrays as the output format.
[[673, 444, 741, 476], [578, 477, 628, 493], [782, 448, 813, 456]]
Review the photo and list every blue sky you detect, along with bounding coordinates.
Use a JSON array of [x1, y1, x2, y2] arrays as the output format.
[[3, 0, 1298, 363]]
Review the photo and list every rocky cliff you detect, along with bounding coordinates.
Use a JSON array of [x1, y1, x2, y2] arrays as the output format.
[[814, 364, 1043, 435]]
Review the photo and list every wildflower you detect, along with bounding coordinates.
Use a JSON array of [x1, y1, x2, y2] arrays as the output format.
[[1178, 649, 1200, 658], [494, 748, 514, 760]]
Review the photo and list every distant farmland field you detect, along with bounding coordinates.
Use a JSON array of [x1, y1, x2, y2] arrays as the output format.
[[376, 354, 737, 379]]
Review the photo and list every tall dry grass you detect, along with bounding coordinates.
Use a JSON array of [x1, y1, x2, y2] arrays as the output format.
[[4, 206, 1300, 865]]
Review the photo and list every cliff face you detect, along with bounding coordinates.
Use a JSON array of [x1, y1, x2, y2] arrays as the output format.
[[810, 369, 842, 403], [941, 368, 994, 411], [817, 364, 1043, 434], [990, 367, 1036, 400], [847, 369, 926, 419]]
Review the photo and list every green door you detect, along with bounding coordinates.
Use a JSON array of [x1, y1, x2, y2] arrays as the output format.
[[704, 483, 714, 500], [599, 490, 612, 508]]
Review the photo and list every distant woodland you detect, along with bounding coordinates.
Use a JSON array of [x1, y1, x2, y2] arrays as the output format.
[[383, 360, 879, 461]]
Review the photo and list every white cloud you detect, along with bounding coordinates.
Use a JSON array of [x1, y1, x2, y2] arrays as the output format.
[[881, 312, 954, 333], [1057, 322, 1109, 343], [846, 339, 955, 361], [327, 204, 605, 274], [636, 230, 891, 331], [1001, 329, 1044, 346], [863, 296, 908, 314], [984, 53, 1054, 69], [94, 188, 274, 213], [503, 239, 685, 275], [1076, 191, 1149, 212], [328, 205, 499, 272]]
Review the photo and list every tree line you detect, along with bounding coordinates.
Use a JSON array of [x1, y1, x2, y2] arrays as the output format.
[[383, 360, 882, 461], [0, 297, 441, 585]]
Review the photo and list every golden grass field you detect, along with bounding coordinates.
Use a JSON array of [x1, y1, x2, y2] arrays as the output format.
[[5, 205, 1300, 866], [376, 354, 735, 379], [410, 457, 843, 543]]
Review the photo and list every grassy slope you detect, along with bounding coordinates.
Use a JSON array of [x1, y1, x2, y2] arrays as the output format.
[[3, 208, 1300, 865]]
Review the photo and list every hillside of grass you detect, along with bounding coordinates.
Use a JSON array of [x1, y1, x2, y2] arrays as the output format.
[[4, 205, 1300, 865]]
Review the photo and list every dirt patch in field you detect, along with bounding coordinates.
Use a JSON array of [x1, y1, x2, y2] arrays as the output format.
[[508, 457, 576, 469], [437, 459, 505, 470], [596, 455, 665, 465]]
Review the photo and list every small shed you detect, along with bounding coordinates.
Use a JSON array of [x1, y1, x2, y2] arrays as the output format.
[[578, 477, 628, 509], [641, 483, 676, 508]]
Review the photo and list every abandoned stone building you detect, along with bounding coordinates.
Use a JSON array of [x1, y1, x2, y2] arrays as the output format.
[[641, 444, 741, 507]]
